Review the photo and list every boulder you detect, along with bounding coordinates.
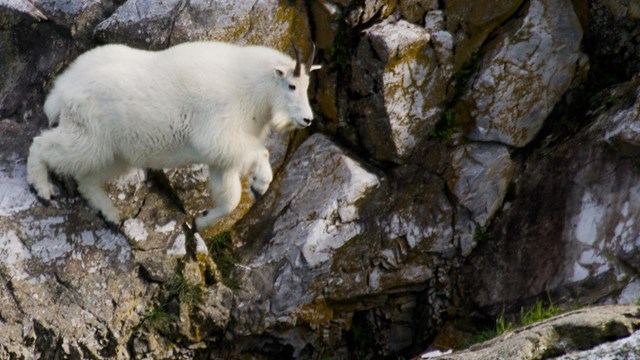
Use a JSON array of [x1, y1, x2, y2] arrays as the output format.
[[461, 0, 584, 147], [444, 0, 522, 69], [446, 143, 515, 255], [231, 133, 381, 342], [463, 76, 640, 313], [350, 19, 451, 163], [423, 305, 640, 359], [95, 0, 312, 51]]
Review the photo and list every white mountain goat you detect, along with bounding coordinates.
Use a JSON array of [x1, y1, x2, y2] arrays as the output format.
[[27, 41, 321, 230]]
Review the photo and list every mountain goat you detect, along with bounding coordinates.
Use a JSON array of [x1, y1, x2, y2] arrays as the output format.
[[27, 41, 321, 230]]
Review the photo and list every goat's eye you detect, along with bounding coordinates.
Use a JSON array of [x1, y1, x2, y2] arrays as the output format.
[[288, 84, 296, 91]]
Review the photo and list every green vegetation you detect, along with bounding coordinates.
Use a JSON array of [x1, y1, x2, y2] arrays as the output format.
[[139, 273, 204, 333], [207, 231, 241, 290], [451, 53, 482, 103], [472, 226, 492, 244], [141, 303, 176, 333], [167, 273, 204, 305], [519, 298, 561, 327], [431, 52, 483, 140], [465, 298, 562, 348], [329, 14, 350, 70], [433, 110, 456, 140]]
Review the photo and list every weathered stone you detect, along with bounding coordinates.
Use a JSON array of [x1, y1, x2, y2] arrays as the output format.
[[445, 0, 523, 69], [346, 0, 397, 27], [0, 0, 47, 22], [424, 305, 640, 359], [446, 143, 514, 256], [229, 133, 380, 353], [462, 0, 584, 147], [463, 77, 640, 313], [96, 0, 312, 51], [424, 10, 445, 33], [309, 0, 340, 51], [398, 0, 437, 24], [447, 143, 514, 227], [0, 154, 151, 356], [33, 0, 115, 38], [556, 328, 640, 359], [350, 19, 451, 163]]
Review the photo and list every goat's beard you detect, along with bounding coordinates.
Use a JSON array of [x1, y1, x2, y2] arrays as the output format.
[[272, 114, 296, 132]]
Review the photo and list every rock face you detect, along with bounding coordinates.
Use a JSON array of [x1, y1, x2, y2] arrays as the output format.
[[464, 76, 640, 314], [350, 19, 451, 163], [461, 0, 584, 147], [2, 0, 640, 359], [425, 305, 640, 360]]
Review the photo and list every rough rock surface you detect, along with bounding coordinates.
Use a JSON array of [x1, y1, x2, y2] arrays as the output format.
[[95, 0, 311, 51], [350, 19, 451, 163], [2, 0, 640, 359], [464, 76, 640, 314], [229, 133, 381, 355], [424, 305, 640, 360], [461, 0, 584, 147]]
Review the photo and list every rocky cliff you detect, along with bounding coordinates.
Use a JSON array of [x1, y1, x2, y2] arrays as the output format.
[[1, 0, 640, 359]]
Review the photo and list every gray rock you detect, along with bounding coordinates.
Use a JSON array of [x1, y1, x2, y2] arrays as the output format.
[[554, 329, 640, 360], [463, 77, 640, 313], [230, 133, 380, 352], [33, 0, 115, 37], [0, 0, 47, 21], [463, 0, 584, 147], [96, 0, 312, 50], [350, 19, 451, 163], [447, 143, 513, 227], [446, 143, 514, 255], [424, 305, 640, 360]]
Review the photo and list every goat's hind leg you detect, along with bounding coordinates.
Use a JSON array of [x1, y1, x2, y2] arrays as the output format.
[[194, 169, 242, 231], [26, 130, 61, 202], [75, 160, 129, 227]]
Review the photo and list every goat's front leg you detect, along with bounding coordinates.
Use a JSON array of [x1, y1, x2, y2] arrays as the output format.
[[194, 168, 242, 231], [249, 148, 273, 199]]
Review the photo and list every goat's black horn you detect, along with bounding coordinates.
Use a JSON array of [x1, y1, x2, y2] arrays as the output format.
[[290, 40, 301, 77], [305, 42, 316, 74]]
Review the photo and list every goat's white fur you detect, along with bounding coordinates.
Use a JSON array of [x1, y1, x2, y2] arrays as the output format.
[[27, 41, 319, 230]]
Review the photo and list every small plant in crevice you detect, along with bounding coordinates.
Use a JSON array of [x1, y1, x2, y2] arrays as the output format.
[[207, 231, 242, 290], [519, 298, 561, 327], [431, 52, 483, 140], [473, 226, 492, 244], [451, 52, 482, 103], [141, 303, 177, 334], [433, 110, 456, 140], [464, 297, 562, 348], [138, 272, 204, 333], [328, 14, 351, 70], [167, 272, 204, 305]]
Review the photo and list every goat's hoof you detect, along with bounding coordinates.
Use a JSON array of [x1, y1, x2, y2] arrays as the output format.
[[97, 212, 121, 233], [29, 185, 52, 206], [250, 186, 263, 200]]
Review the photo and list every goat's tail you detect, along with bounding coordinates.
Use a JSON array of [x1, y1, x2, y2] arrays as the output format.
[[43, 90, 62, 127]]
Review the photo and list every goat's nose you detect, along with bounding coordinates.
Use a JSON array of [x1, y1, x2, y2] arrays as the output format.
[[303, 118, 312, 126]]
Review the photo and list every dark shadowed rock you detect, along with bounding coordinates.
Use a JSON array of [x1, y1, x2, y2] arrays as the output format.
[[463, 76, 640, 314]]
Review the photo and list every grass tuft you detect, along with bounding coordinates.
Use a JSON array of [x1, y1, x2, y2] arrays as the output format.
[[465, 297, 561, 348], [207, 231, 242, 290]]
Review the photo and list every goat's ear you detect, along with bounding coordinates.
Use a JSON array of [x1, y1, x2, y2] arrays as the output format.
[[274, 67, 287, 78], [309, 64, 322, 72]]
